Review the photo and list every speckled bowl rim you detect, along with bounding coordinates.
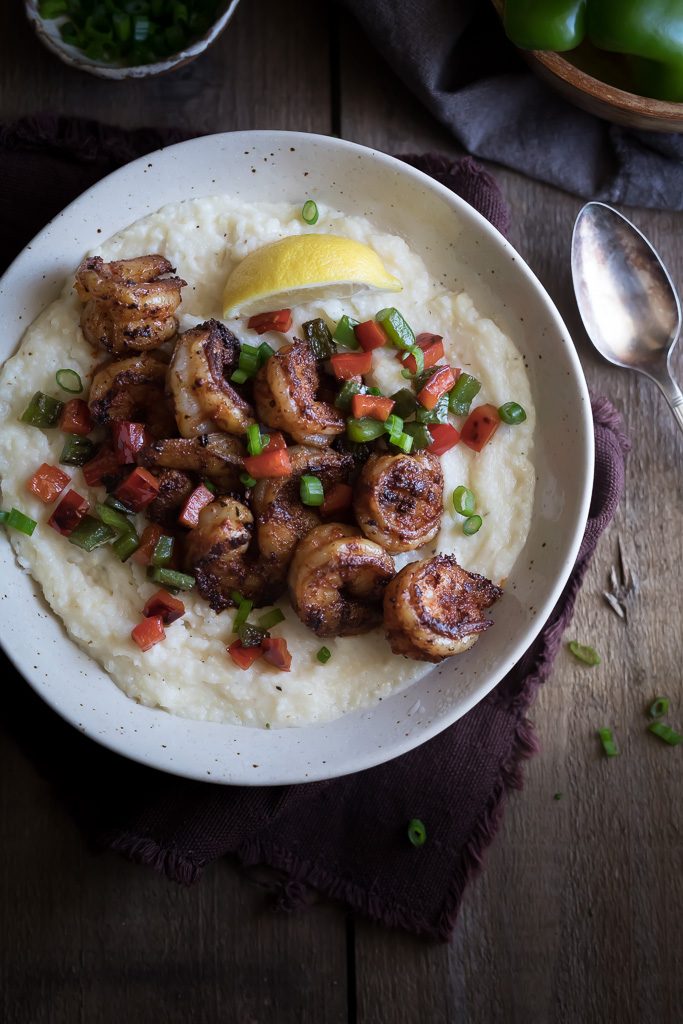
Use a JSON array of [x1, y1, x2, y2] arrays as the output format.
[[0, 131, 593, 785]]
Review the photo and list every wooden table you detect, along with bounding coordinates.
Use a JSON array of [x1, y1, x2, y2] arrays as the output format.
[[2, 2, 682, 1021]]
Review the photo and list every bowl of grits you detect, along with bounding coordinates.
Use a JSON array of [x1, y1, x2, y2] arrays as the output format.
[[0, 131, 593, 784]]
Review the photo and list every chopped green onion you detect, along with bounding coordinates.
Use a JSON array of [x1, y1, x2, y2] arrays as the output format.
[[401, 345, 424, 375], [407, 818, 427, 847], [402, 421, 432, 450], [648, 697, 670, 719], [648, 721, 682, 746], [68, 516, 115, 551], [347, 417, 386, 443], [239, 622, 268, 647], [231, 590, 244, 605], [375, 308, 415, 351], [55, 368, 83, 394], [302, 199, 319, 225], [240, 472, 257, 488], [498, 402, 527, 425], [95, 502, 135, 536], [335, 379, 365, 412], [300, 475, 324, 507], [6, 507, 37, 536], [302, 318, 335, 360], [231, 368, 250, 385], [258, 341, 275, 365], [233, 596, 254, 631], [333, 315, 360, 350], [235, 343, 261, 380], [151, 534, 174, 567], [384, 413, 404, 439], [463, 514, 482, 536], [112, 11, 132, 41], [258, 608, 286, 631], [133, 14, 150, 42], [316, 646, 331, 664], [568, 641, 601, 666], [390, 388, 418, 419], [597, 727, 620, 757], [60, 435, 96, 467], [452, 486, 476, 517], [148, 567, 195, 591], [246, 424, 265, 457], [553, 792, 563, 801], [448, 373, 481, 416], [416, 394, 449, 424], [20, 391, 64, 428], [389, 431, 414, 453], [112, 531, 140, 562]]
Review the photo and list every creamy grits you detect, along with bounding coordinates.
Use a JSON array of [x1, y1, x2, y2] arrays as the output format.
[[0, 198, 535, 727]]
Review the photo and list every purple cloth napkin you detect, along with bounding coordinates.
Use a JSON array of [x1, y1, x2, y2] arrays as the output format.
[[0, 117, 630, 940]]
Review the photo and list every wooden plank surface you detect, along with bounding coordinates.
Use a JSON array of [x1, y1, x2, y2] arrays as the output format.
[[1, 1, 683, 1021]]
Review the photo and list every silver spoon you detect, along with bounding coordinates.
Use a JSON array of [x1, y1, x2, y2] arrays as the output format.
[[572, 201, 683, 434]]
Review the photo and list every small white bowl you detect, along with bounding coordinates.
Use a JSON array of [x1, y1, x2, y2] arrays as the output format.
[[24, 0, 241, 79], [0, 131, 593, 785]]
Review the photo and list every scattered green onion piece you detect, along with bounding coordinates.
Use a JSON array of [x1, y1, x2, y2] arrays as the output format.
[[112, 531, 140, 562], [401, 369, 413, 380], [60, 435, 96, 467], [568, 641, 601, 666], [648, 721, 682, 746], [333, 314, 360, 350], [302, 318, 335, 360], [0, 510, 8, 524], [375, 307, 415, 351], [231, 368, 250, 385], [231, 590, 244, 605], [257, 341, 275, 365], [300, 475, 324, 507], [316, 646, 331, 664], [68, 516, 115, 552], [6, 507, 37, 536], [366, 386, 382, 397], [233, 596, 254, 631], [648, 697, 670, 720], [384, 413, 404, 439], [346, 417, 386, 443], [402, 422, 432, 451], [236, 343, 261, 378], [416, 394, 449, 424], [151, 534, 174, 567], [390, 388, 418, 419], [389, 431, 414, 454], [463, 514, 482, 536], [301, 199, 319, 225], [240, 472, 257, 488], [238, 622, 268, 648], [407, 818, 427, 847], [95, 502, 135, 536], [335, 379, 365, 412], [498, 401, 527, 425], [401, 345, 425, 376], [452, 486, 476, 517], [149, 566, 195, 591], [553, 792, 563, 801], [55, 368, 83, 394], [258, 608, 286, 631], [105, 494, 133, 514], [133, 14, 150, 42], [448, 372, 481, 416], [246, 423, 265, 457], [20, 391, 64, 428], [597, 727, 620, 757]]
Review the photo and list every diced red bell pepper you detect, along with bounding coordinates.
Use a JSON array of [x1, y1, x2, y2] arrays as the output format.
[[112, 421, 150, 465], [399, 336, 445, 375], [354, 320, 388, 351], [82, 446, 120, 488], [350, 394, 395, 422], [320, 482, 353, 518], [228, 639, 263, 670], [417, 365, 457, 410], [47, 489, 89, 536], [243, 447, 292, 479], [132, 523, 164, 566], [143, 589, 185, 625], [58, 399, 92, 436], [427, 423, 461, 456], [330, 351, 373, 380], [27, 463, 70, 504], [178, 484, 215, 529], [247, 309, 293, 335], [461, 404, 501, 452], [115, 467, 160, 512], [263, 431, 287, 452], [131, 614, 166, 652], [262, 637, 292, 672]]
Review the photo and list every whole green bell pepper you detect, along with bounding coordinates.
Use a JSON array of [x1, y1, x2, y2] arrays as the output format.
[[588, 0, 683, 101], [503, 0, 587, 52]]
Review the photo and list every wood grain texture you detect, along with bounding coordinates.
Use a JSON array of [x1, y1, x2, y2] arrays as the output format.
[[339, 10, 683, 1024]]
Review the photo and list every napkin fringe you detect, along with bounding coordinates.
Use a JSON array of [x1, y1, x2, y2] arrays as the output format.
[[107, 833, 202, 885]]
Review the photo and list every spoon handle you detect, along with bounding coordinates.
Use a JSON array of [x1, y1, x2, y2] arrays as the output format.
[[654, 373, 683, 435]]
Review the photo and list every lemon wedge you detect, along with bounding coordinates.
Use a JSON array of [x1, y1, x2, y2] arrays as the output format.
[[222, 234, 402, 317]]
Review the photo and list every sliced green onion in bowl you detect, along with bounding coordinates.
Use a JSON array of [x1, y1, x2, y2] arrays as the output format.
[[258, 608, 286, 631], [568, 641, 601, 666], [316, 646, 331, 664], [55, 368, 83, 394], [20, 391, 64, 428], [240, 472, 257, 488], [301, 199, 319, 225], [463, 514, 482, 536], [452, 485, 476, 517], [389, 431, 414, 454], [498, 401, 527, 425], [300, 475, 324, 507], [384, 413, 404, 439], [648, 696, 670, 719], [401, 345, 424, 375], [258, 341, 275, 365], [151, 534, 174, 567], [598, 727, 620, 757], [233, 595, 254, 631], [648, 721, 682, 746], [231, 368, 250, 385], [407, 818, 427, 847], [6, 507, 38, 536], [149, 567, 195, 591], [246, 423, 265, 457]]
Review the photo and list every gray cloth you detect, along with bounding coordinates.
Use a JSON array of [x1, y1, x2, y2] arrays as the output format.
[[342, 0, 683, 210]]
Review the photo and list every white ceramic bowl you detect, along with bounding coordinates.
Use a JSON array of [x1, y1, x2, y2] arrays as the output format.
[[0, 131, 593, 785], [24, 0, 241, 79]]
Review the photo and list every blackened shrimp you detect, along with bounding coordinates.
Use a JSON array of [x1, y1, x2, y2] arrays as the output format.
[[253, 339, 344, 446], [184, 497, 285, 610], [168, 319, 254, 437], [89, 353, 176, 437], [146, 470, 194, 529], [288, 523, 395, 637], [353, 452, 444, 553], [138, 433, 245, 490], [384, 555, 502, 662], [251, 445, 353, 573]]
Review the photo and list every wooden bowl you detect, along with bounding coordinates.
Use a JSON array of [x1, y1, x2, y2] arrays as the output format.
[[491, 0, 683, 132], [24, 0, 241, 79]]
